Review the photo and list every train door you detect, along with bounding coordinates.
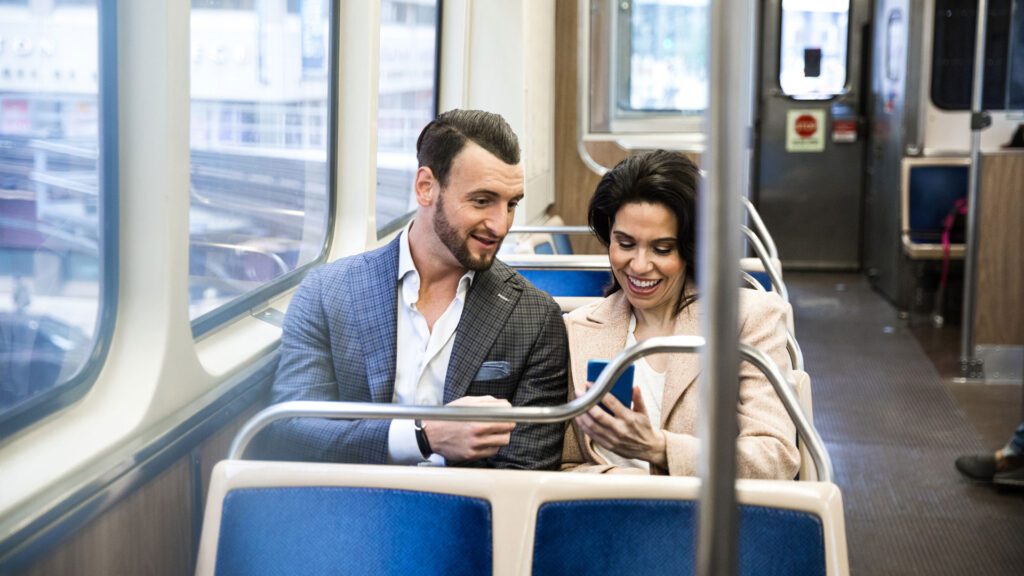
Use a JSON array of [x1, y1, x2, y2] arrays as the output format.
[[754, 0, 872, 269]]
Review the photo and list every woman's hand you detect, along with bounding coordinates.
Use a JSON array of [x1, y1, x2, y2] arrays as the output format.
[[576, 385, 668, 468]]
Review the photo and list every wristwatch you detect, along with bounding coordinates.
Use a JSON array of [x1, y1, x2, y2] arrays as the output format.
[[413, 419, 432, 459]]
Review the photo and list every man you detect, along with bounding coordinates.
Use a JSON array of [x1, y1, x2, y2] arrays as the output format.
[[270, 109, 567, 469]]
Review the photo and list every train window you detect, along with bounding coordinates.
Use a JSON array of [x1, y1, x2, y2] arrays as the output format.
[[931, 0, 1012, 111], [0, 0, 116, 432], [375, 0, 440, 237], [188, 0, 334, 331], [1011, 0, 1024, 108], [779, 0, 850, 98], [618, 0, 709, 114]]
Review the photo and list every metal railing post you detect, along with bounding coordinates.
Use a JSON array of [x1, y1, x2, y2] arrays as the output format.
[[697, 0, 757, 574], [960, 0, 990, 380]]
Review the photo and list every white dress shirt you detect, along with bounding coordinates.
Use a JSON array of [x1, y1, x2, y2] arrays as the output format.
[[594, 314, 666, 471], [388, 221, 475, 465]]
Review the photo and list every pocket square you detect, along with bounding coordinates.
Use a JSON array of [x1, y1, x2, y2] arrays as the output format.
[[474, 360, 511, 381]]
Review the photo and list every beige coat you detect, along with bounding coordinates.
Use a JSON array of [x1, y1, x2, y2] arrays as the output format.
[[560, 289, 800, 479]]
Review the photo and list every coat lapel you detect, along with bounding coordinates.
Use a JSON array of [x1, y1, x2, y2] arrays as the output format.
[[443, 261, 521, 403], [658, 301, 702, 427], [360, 238, 400, 403]]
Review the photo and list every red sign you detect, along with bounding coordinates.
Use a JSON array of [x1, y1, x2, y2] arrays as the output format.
[[794, 114, 818, 138], [832, 119, 858, 143]]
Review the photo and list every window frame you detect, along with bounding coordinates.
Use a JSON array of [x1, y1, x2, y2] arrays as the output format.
[[930, 0, 1014, 111], [374, 0, 444, 239], [597, 0, 707, 135], [776, 0, 853, 101], [190, 0, 341, 338], [0, 0, 120, 438]]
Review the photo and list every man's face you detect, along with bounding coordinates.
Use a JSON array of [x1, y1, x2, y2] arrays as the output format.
[[429, 142, 524, 271]]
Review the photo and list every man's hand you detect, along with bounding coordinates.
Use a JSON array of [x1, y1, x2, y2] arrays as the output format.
[[422, 396, 516, 463]]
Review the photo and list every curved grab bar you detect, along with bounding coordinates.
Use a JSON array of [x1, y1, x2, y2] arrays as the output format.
[[740, 271, 767, 293], [228, 336, 830, 482], [228, 334, 704, 459], [786, 330, 805, 372], [576, 0, 609, 177], [739, 344, 831, 482], [741, 197, 779, 260], [508, 225, 593, 235], [740, 225, 788, 302]]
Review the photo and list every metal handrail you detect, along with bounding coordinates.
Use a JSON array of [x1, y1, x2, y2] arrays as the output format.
[[500, 254, 610, 270], [508, 225, 593, 235], [576, 0, 610, 178], [740, 225, 788, 302], [786, 331, 805, 372], [740, 344, 830, 482], [227, 336, 831, 482], [740, 271, 766, 293], [741, 197, 779, 260]]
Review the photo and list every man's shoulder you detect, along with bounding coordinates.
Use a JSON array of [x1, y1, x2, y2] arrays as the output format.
[[306, 239, 400, 284]]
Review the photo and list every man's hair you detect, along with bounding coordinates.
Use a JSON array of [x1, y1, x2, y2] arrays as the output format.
[[587, 150, 700, 316], [415, 109, 520, 187]]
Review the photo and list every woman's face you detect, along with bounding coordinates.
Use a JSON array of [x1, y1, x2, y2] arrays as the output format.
[[608, 201, 687, 319]]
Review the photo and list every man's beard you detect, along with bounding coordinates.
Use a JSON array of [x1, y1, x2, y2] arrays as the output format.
[[433, 194, 500, 271]]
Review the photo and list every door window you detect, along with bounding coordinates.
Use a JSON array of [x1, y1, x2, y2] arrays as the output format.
[[779, 0, 851, 98]]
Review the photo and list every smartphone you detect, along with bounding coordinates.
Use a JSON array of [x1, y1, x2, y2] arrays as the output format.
[[587, 359, 635, 414]]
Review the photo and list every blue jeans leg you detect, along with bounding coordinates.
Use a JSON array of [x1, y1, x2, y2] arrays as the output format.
[[1006, 422, 1024, 457]]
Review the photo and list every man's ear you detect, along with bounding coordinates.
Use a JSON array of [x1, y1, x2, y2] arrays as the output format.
[[414, 167, 437, 207]]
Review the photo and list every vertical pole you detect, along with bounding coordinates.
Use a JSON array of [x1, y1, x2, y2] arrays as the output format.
[[697, 0, 756, 574], [960, 0, 989, 379]]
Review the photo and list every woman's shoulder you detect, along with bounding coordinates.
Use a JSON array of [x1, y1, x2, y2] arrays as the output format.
[[564, 291, 630, 325], [737, 287, 787, 316]]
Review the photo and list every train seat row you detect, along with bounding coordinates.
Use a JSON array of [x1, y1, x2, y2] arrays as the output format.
[[196, 460, 848, 576]]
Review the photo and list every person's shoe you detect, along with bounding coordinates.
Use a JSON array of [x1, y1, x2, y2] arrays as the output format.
[[992, 454, 1024, 488], [955, 453, 998, 482]]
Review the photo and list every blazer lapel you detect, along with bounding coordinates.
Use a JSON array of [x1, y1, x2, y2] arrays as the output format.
[[360, 238, 400, 403], [444, 261, 521, 403], [659, 300, 702, 427]]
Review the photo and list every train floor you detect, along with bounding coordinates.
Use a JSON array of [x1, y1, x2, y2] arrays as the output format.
[[787, 272, 1024, 575]]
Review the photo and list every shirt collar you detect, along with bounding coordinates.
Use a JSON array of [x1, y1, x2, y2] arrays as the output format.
[[398, 219, 475, 288]]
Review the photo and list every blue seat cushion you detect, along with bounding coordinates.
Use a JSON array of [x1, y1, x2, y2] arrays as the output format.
[[216, 487, 492, 576], [532, 499, 825, 576], [518, 269, 611, 297]]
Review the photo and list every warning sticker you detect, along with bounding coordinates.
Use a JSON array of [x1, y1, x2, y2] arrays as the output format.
[[786, 110, 826, 152]]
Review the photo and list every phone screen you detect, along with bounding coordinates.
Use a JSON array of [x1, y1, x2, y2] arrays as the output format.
[[587, 359, 635, 414]]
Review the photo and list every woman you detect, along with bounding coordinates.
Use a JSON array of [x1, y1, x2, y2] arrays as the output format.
[[561, 150, 800, 479]]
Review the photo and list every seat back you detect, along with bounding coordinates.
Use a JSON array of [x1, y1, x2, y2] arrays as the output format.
[[197, 463, 848, 576], [900, 158, 970, 259]]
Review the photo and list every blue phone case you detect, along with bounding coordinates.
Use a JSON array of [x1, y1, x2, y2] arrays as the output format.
[[587, 360, 635, 413]]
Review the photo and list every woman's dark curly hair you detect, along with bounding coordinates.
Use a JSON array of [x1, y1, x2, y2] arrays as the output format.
[[587, 150, 700, 316]]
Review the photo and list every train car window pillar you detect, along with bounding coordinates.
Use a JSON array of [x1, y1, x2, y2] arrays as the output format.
[[778, 0, 851, 98]]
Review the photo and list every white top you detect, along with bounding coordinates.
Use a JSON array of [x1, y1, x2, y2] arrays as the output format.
[[594, 314, 666, 471], [387, 221, 475, 466]]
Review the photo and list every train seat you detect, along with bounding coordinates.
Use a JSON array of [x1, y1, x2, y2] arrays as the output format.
[[900, 159, 969, 260], [196, 462, 849, 576]]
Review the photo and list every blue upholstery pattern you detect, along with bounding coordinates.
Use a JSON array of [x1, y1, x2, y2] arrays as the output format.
[[532, 499, 825, 576], [216, 487, 492, 576], [517, 270, 611, 297], [907, 165, 968, 244]]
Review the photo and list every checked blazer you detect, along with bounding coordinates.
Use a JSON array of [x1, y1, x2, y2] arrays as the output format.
[[269, 235, 569, 470]]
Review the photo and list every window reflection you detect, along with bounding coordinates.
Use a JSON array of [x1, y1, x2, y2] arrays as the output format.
[[0, 0, 101, 418], [779, 0, 850, 97], [188, 0, 331, 321], [375, 0, 438, 235]]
